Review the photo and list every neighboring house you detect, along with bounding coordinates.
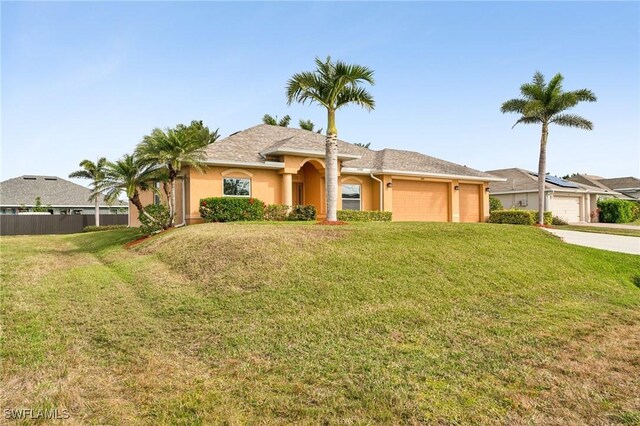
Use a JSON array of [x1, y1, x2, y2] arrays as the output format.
[[130, 124, 504, 225], [487, 168, 623, 223], [588, 176, 640, 201], [0, 175, 128, 215]]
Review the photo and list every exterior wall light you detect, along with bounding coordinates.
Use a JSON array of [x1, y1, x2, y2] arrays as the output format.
[[485, 187, 491, 192], [386, 182, 393, 188], [454, 185, 460, 190]]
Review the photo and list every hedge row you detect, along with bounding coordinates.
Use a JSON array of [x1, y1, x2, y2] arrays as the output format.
[[199, 198, 316, 222], [597, 198, 639, 223], [489, 209, 552, 225], [336, 210, 392, 222]]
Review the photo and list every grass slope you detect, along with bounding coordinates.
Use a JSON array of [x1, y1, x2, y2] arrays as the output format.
[[1, 222, 639, 424]]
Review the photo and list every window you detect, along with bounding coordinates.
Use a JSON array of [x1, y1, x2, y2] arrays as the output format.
[[342, 184, 361, 211], [223, 178, 251, 197], [73, 209, 83, 215]]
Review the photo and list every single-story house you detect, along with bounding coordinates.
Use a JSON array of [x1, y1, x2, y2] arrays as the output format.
[[0, 175, 128, 215], [487, 168, 623, 223], [130, 124, 504, 225], [568, 175, 640, 201]]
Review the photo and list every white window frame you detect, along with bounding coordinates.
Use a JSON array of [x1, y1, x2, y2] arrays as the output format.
[[222, 177, 252, 197], [341, 183, 362, 211]]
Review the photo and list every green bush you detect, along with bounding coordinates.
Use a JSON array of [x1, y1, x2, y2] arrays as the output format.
[[199, 197, 265, 222], [264, 204, 289, 221], [139, 204, 170, 235], [551, 216, 568, 226], [287, 205, 316, 221], [83, 224, 128, 232], [489, 210, 534, 225], [632, 202, 640, 221], [489, 196, 503, 212], [337, 210, 392, 222], [533, 211, 553, 225], [597, 198, 635, 223]]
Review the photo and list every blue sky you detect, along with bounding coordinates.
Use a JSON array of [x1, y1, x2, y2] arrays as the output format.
[[2, 1, 639, 185]]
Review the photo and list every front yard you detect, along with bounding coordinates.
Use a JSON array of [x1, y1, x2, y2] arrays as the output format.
[[1, 222, 639, 424]]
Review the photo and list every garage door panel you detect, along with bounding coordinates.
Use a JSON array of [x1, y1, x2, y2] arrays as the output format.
[[553, 196, 580, 223], [392, 180, 449, 221], [460, 184, 481, 223]]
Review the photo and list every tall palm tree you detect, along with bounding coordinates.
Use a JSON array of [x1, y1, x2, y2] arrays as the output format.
[[501, 72, 596, 224], [69, 157, 107, 226], [136, 121, 218, 227], [298, 119, 322, 134], [98, 154, 160, 224], [286, 56, 375, 221]]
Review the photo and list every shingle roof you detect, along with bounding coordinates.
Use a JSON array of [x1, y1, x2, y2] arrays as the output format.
[[597, 177, 640, 190], [487, 168, 621, 195], [205, 124, 498, 179], [566, 174, 612, 191], [0, 176, 127, 207]]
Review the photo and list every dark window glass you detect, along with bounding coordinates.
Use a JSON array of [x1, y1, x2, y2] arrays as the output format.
[[223, 178, 251, 196], [342, 184, 361, 211]]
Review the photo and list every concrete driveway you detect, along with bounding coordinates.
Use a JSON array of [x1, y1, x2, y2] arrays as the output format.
[[545, 229, 640, 255], [568, 222, 640, 231]]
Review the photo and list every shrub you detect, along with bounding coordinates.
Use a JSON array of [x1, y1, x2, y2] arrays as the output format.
[[489, 196, 503, 212], [264, 204, 289, 221], [287, 205, 316, 221], [551, 216, 568, 226], [199, 197, 265, 222], [337, 210, 392, 222], [533, 211, 553, 225], [488, 209, 534, 225], [597, 198, 635, 223], [139, 204, 170, 235], [83, 224, 128, 232], [632, 202, 640, 221]]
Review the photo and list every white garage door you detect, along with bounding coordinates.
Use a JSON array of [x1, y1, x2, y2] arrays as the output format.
[[553, 196, 581, 223]]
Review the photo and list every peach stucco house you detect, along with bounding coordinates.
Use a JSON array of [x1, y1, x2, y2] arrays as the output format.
[[129, 124, 504, 226]]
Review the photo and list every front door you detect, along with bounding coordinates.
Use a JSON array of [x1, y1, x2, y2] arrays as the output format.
[[293, 183, 304, 205]]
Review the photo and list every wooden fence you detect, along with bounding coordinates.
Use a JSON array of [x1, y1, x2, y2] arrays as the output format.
[[0, 214, 129, 236]]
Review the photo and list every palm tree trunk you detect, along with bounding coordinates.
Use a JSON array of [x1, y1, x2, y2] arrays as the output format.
[[170, 179, 177, 227], [94, 197, 100, 227], [131, 191, 160, 224], [325, 109, 338, 221], [537, 123, 549, 225]]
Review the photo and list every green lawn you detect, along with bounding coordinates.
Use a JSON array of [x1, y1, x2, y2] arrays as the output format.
[[554, 224, 640, 237], [2, 222, 639, 424]]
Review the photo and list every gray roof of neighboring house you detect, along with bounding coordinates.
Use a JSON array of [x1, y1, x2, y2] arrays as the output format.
[[486, 168, 622, 195], [597, 177, 640, 190], [566, 174, 612, 191], [0, 175, 127, 207], [204, 124, 499, 180]]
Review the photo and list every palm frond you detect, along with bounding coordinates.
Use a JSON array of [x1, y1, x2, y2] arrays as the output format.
[[571, 88, 597, 103], [550, 114, 593, 130], [335, 86, 375, 111], [511, 116, 542, 128], [68, 170, 93, 179], [500, 98, 527, 114], [262, 114, 277, 125]]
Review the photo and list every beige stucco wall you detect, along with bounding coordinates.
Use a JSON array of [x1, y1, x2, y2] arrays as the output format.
[[128, 159, 493, 226]]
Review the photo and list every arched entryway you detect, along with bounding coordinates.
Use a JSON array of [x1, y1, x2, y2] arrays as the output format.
[[292, 159, 325, 217]]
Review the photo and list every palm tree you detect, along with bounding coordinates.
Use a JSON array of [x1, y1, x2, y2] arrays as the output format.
[[501, 72, 596, 225], [286, 56, 375, 221], [136, 121, 218, 227], [298, 119, 322, 134], [69, 157, 107, 226], [98, 154, 160, 224], [262, 114, 291, 127]]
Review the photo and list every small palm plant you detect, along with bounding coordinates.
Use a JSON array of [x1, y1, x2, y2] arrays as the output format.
[[98, 154, 161, 225], [69, 157, 107, 226], [136, 121, 218, 227], [501, 72, 596, 224], [286, 57, 375, 221]]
